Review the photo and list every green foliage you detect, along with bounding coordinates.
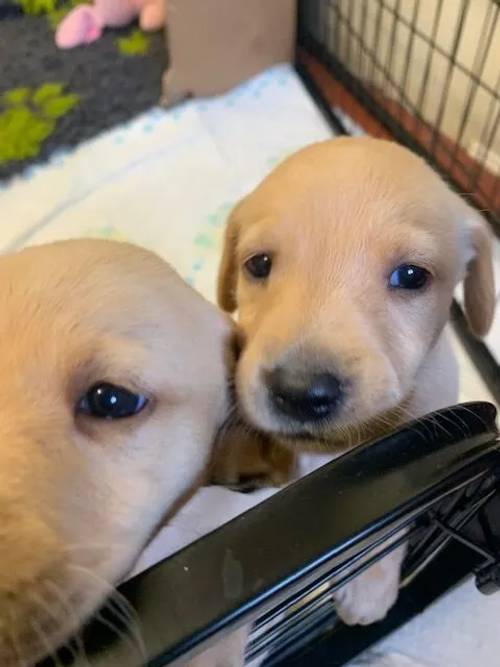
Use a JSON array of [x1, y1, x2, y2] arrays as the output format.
[[0, 83, 80, 165], [32, 82, 64, 105], [0, 108, 54, 162], [116, 29, 151, 56], [16, 0, 88, 27], [2, 88, 30, 105], [40, 93, 79, 119], [16, 0, 57, 15]]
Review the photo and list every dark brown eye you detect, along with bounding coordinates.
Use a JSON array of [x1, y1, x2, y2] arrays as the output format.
[[389, 264, 430, 290], [244, 253, 272, 279], [78, 383, 148, 419]]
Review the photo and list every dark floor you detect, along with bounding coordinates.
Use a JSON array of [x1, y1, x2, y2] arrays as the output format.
[[0, 9, 166, 181]]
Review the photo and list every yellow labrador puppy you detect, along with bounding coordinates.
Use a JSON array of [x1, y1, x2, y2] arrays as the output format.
[[0, 239, 234, 667], [216, 137, 496, 625]]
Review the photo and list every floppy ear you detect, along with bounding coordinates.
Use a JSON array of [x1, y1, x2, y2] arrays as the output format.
[[217, 211, 240, 313], [462, 209, 496, 338]]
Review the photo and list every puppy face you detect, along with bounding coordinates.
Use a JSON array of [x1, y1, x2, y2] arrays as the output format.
[[0, 240, 232, 666], [218, 138, 495, 444]]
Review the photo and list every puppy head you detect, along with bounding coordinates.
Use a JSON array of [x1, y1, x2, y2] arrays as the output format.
[[218, 138, 495, 443], [0, 240, 232, 666]]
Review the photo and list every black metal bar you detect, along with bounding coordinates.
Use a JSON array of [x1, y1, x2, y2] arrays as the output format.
[[331, 0, 341, 71], [401, 482, 498, 586], [370, 0, 385, 91], [344, 1, 354, 74], [432, 515, 496, 563], [357, 0, 368, 83], [294, 61, 349, 136]]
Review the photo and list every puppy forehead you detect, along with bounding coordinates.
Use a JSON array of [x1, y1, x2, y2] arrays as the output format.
[[0, 241, 207, 332], [240, 189, 444, 256], [0, 241, 228, 388], [239, 143, 454, 254]]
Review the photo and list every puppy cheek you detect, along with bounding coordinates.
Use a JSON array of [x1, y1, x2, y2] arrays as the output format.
[[385, 304, 437, 382], [235, 348, 273, 430], [235, 349, 261, 416], [350, 353, 403, 419], [237, 294, 264, 336]]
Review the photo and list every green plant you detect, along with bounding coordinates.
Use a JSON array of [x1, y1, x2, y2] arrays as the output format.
[[0, 83, 80, 165], [116, 29, 151, 56], [16, 0, 57, 15]]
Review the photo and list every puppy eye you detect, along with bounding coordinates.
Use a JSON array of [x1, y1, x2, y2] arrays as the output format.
[[78, 383, 148, 419], [244, 253, 272, 279], [389, 264, 430, 290]]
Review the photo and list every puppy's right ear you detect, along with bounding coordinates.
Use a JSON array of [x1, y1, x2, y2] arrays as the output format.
[[217, 209, 240, 313]]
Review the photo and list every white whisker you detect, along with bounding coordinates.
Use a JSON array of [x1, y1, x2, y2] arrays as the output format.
[[29, 618, 65, 667], [68, 565, 146, 660], [43, 580, 91, 667], [7, 611, 27, 667]]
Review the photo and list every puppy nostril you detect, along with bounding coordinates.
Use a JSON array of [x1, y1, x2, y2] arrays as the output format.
[[305, 374, 342, 414], [265, 368, 343, 423]]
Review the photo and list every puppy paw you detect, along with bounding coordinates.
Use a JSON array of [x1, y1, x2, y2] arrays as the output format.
[[334, 567, 399, 625], [334, 544, 406, 626], [184, 626, 249, 666]]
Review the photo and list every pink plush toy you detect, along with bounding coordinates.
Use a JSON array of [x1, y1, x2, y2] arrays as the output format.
[[55, 0, 165, 49]]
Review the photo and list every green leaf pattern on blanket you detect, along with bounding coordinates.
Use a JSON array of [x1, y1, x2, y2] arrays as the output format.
[[187, 202, 233, 286], [82, 226, 130, 242], [0, 83, 80, 165], [194, 202, 233, 250]]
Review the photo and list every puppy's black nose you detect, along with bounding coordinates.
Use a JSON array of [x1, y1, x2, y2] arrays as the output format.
[[266, 367, 342, 423]]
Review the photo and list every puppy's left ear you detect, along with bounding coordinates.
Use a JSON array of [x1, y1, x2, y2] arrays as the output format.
[[462, 208, 496, 338], [217, 201, 246, 313]]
